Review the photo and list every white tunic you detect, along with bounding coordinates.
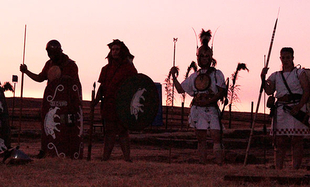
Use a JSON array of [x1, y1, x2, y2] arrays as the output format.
[[267, 68, 310, 136], [181, 69, 226, 130]]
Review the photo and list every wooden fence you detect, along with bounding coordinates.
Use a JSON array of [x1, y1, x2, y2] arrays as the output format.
[[6, 97, 271, 132]]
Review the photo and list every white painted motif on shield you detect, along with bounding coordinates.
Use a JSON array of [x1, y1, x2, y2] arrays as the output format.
[[130, 88, 146, 120], [0, 138, 7, 152], [44, 107, 60, 139]]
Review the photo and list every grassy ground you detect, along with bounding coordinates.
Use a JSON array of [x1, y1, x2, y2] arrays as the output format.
[[1, 137, 310, 187], [1, 156, 310, 186], [2, 104, 309, 186]]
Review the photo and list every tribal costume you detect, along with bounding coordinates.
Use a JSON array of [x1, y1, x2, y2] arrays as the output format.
[[20, 40, 83, 159], [98, 58, 137, 129], [95, 39, 137, 162], [268, 68, 310, 136], [181, 68, 226, 130]]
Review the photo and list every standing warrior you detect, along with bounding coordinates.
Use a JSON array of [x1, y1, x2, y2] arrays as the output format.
[[169, 30, 226, 165], [261, 47, 310, 169], [20, 40, 83, 159], [93, 39, 137, 162], [0, 83, 13, 152]]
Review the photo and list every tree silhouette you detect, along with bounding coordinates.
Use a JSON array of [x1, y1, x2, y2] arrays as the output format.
[[228, 63, 249, 128]]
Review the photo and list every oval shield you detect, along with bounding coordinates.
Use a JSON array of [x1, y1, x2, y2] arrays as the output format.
[[116, 73, 159, 131], [0, 88, 11, 149], [42, 76, 83, 159]]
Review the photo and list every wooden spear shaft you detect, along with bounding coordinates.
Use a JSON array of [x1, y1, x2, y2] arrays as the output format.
[[18, 24, 27, 145], [87, 82, 96, 161], [244, 16, 278, 166]]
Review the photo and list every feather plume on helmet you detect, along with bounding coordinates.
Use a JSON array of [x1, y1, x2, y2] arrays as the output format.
[[199, 29, 212, 47], [196, 29, 217, 67]]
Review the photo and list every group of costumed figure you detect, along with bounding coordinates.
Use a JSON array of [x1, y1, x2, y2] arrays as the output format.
[[1, 38, 158, 163], [0, 28, 310, 169], [169, 28, 310, 168]]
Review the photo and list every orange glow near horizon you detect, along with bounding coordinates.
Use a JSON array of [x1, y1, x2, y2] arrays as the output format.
[[1, 1, 310, 113]]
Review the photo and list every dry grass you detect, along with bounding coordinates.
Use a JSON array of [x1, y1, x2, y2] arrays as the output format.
[[3, 106, 309, 186], [1, 157, 309, 187], [1, 140, 310, 187]]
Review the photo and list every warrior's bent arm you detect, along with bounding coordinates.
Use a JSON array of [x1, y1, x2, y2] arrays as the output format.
[[170, 67, 185, 93], [261, 67, 274, 95], [92, 84, 103, 107], [211, 86, 226, 104], [20, 64, 45, 82], [263, 80, 275, 95], [172, 77, 185, 94]]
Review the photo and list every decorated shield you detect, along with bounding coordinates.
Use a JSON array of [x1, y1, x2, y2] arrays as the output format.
[[194, 73, 211, 91], [42, 76, 83, 159], [116, 73, 159, 131], [0, 88, 11, 149], [304, 69, 310, 113]]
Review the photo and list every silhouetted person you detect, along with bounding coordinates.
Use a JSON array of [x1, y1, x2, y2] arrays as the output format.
[[0, 83, 12, 151], [93, 39, 137, 162], [20, 40, 82, 159], [261, 47, 310, 169], [170, 44, 226, 165]]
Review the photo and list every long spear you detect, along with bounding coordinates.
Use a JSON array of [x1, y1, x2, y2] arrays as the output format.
[[87, 82, 96, 161], [244, 12, 279, 166], [18, 25, 27, 145]]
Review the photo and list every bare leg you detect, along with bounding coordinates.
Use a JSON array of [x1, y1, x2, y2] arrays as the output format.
[[210, 129, 223, 165], [195, 130, 208, 164], [274, 136, 289, 169], [291, 136, 303, 169], [119, 129, 131, 162], [102, 129, 117, 161]]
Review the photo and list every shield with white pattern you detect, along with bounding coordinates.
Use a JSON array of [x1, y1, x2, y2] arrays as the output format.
[[0, 88, 10, 149], [116, 73, 159, 131], [42, 76, 83, 159]]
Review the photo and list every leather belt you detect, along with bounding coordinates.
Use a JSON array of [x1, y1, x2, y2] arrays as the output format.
[[191, 93, 217, 107], [277, 94, 302, 102]]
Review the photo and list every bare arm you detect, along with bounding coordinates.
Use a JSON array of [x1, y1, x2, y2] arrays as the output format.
[[194, 86, 226, 106], [261, 67, 275, 95], [211, 86, 226, 104], [20, 64, 45, 82], [264, 80, 275, 95], [92, 84, 103, 107], [170, 66, 185, 94], [172, 76, 185, 94]]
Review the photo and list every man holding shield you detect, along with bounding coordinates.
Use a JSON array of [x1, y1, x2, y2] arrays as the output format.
[[20, 40, 83, 159], [93, 39, 137, 162]]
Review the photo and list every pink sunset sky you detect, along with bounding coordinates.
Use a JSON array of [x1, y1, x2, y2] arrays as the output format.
[[1, 0, 310, 113]]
